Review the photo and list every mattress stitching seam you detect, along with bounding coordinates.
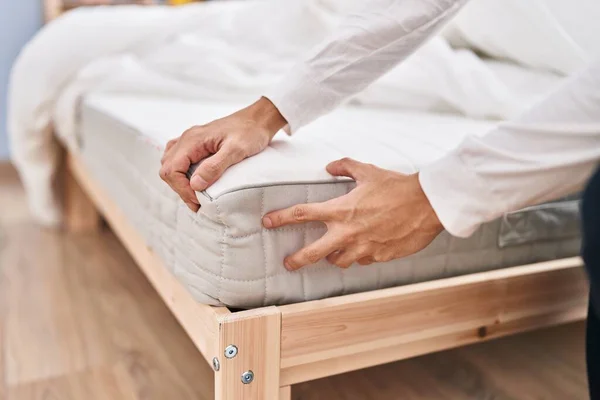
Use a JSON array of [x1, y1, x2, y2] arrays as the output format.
[[222, 226, 325, 239], [340, 182, 351, 295], [302, 185, 308, 302], [188, 211, 325, 238], [261, 188, 268, 307], [191, 209, 223, 226], [215, 201, 226, 305], [185, 265, 334, 283]]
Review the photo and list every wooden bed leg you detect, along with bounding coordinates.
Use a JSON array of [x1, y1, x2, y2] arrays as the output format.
[[63, 156, 101, 233], [214, 308, 282, 400], [279, 386, 292, 400]]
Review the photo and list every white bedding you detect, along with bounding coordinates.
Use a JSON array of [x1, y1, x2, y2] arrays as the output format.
[[7, 0, 577, 226]]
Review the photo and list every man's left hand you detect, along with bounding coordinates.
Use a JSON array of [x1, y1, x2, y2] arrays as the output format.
[[262, 158, 444, 271]]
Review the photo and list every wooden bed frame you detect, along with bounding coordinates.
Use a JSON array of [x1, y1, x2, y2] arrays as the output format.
[[63, 149, 589, 399], [43, 0, 197, 22], [48, 2, 589, 398]]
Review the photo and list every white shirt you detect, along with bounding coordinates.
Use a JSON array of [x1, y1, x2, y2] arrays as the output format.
[[265, 0, 600, 237]]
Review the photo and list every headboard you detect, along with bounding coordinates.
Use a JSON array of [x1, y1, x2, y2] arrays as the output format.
[[43, 0, 201, 22]]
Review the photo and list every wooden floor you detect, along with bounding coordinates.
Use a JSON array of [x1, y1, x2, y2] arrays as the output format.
[[0, 163, 590, 400]]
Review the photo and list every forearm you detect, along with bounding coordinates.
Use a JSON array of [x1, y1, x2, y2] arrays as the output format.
[[265, 0, 469, 133], [420, 59, 600, 237]]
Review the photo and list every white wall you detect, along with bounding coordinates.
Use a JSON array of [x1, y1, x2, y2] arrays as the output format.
[[0, 0, 43, 160]]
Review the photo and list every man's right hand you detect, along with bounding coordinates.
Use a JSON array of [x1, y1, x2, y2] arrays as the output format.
[[159, 97, 287, 212]]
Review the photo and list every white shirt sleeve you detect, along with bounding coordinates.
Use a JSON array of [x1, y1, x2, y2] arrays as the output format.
[[264, 0, 469, 134], [420, 59, 600, 237]]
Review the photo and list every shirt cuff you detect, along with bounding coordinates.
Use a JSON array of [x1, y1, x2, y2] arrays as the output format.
[[262, 90, 295, 135], [263, 67, 330, 135], [419, 150, 497, 238]]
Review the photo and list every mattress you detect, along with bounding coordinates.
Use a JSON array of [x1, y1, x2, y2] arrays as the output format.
[[78, 94, 581, 308]]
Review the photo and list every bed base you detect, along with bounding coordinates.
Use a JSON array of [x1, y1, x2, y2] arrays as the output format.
[[62, 154, 102, 232], [64, 152, 589, 399]]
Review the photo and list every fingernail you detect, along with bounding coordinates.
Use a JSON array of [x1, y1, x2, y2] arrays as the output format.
[[262, 216, 273, 228], [186, 202, 200, 213], [284, 259, 294, 271], [191, 175, 208, 191]]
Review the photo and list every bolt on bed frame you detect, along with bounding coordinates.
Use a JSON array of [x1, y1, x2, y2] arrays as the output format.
[[63, 151, 589, 399]]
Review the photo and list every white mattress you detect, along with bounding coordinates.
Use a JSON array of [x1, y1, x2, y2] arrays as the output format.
[[79, 94, 581, 308]]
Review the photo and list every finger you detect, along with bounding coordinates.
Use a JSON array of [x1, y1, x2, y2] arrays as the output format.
[[326, 247, 366, 269], [184, 201, 200, 213], [169, 171, 200, 207], [326, 251, 346, 267], [357, 256, 375, 266], [160, 154, 200, 206], [165, 138, 178, 153], [190, 144, 243, 191], [326, 157, 372, 181], [263, 202, 335, 229], [161, 139, 179, 165], [284, 233, 343, 271]]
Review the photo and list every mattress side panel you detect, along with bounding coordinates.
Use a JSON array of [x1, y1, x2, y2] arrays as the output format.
[[210, 183, 581, 308]]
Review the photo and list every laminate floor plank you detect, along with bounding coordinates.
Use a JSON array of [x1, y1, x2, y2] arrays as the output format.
[[3, 225, 115, 386], [6, 366, 137, 400]]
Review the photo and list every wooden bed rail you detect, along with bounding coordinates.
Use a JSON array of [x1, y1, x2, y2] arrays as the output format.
[[277, 257, 587, 384], [43, 0, 199, 22]]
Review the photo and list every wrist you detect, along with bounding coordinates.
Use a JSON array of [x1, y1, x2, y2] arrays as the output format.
[[247, 97, 287, 139], [414, 173, 444, 234]]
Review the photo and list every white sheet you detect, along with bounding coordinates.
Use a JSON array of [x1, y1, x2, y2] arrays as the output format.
[[8, 0, 565, 226]]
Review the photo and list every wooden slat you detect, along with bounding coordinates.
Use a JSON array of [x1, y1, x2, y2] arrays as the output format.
[[279, 257, 588, 383], [44, 0, 160, 21], [62, 0, 154, 10], [43, 0, 63, 21], [67, 153, 227, 364]]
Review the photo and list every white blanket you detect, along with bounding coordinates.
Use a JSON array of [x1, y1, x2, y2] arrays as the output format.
[[8, 0, 562, 226]]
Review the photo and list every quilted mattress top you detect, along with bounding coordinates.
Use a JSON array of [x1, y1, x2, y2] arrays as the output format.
[[85, 95, 497, 198]]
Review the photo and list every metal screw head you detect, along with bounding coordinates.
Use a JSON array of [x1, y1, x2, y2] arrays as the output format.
[[241, 370, 254, 384], [212, 357, 220, 371], [224, 345, 238, 359]]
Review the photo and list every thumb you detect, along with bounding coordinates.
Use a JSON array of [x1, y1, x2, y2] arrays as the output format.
[[326, 157, 370, 181], [190, 145, 243, 191]]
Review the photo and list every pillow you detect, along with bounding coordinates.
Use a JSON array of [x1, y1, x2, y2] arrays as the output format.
[[442, 0, 588, 75]]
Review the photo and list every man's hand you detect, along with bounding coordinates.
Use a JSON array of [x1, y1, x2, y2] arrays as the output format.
[[262, 158, 444, 270], [160, 97, 287, 211]]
